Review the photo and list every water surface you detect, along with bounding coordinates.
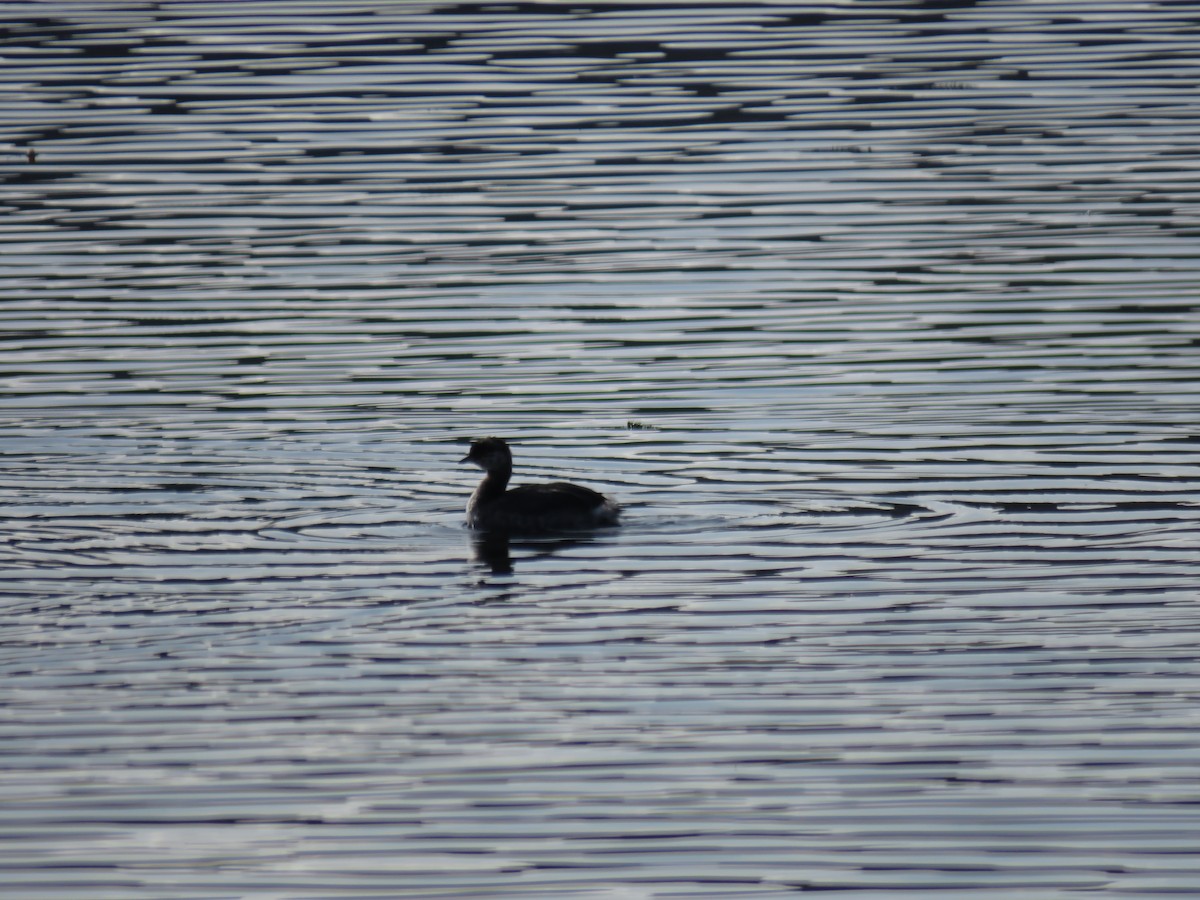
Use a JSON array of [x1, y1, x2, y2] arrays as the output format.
[[3, 2, 1200, 897]]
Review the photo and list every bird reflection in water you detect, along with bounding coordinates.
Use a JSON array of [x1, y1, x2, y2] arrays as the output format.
[[470, 530, 595, 575]]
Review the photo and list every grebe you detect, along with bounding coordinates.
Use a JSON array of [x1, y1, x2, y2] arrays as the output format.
[[461, 437, 620, 532]]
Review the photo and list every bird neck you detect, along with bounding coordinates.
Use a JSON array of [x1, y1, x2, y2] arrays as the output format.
[[476, 467, 511, 499]]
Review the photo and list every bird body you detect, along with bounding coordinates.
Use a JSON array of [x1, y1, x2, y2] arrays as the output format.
[[462, 437, 620, 532]]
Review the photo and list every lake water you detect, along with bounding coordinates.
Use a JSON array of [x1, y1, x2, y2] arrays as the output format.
[[4, 2, 1200, 897]]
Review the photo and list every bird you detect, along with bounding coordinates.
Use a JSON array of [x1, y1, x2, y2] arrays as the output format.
[[461, 437, 620, 532]]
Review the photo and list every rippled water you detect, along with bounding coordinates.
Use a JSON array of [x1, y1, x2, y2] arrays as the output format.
[[4, 2, 1200, 897]]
